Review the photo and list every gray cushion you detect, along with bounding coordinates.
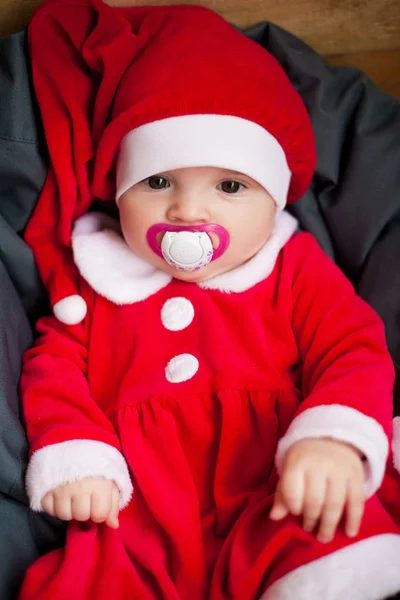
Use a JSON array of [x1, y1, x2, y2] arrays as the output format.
[[0, 260, 65, 600]]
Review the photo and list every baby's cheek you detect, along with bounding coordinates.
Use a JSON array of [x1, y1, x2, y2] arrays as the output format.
[[123, 231, 149, 261], [231, 233, 266, 262]]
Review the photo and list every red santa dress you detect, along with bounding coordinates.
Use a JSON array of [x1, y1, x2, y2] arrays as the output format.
[[19, 210, 400, 599]]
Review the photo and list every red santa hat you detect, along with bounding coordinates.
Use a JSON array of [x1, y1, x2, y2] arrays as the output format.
[[26, 0, 316, 325]]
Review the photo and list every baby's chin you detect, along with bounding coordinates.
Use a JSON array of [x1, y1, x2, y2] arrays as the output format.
[[143, 249, 248, 282], [171, 269, 211, 283], [165, 261, 235, 283]]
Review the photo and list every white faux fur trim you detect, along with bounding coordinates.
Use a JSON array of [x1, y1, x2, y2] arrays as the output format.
[[72, 213, 172, 304], [53, 295, 87, 325], [275, 405, 389, 498], [116, 115, 291, 209], [26, 440, 133, 511], [199, 211, 298, 293], [260, 534, 400, 600], [392, 416, 400, 474], [71, 211, 298, 303]]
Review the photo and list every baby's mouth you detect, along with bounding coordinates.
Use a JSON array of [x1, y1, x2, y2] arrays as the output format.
[[207, 231, 220, 250]]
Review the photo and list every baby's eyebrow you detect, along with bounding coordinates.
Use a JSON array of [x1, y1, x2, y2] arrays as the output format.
[[218, 169, 248, 178]]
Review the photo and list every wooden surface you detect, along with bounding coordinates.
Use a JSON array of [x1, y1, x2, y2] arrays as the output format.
[[109, 0, 400, 56], [327, 48, 400, 101], [1, 0, 399, 98]]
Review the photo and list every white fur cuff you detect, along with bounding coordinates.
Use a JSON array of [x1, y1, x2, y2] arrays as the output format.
[[260, 534, 400, 599], [275, 405, 389, 497], [26, 440, 133, 511]]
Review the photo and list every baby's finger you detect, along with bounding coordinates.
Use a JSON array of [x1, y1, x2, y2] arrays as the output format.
[[71, 492, 91, 522], [91, 486, 113, 524], [317, 477, 347, 543], [303, 471, 326, 533], [53, 492, 73, 521], [345, 478, 365, 538], [279, 466, 305, 516], [41, 492, 55, 516], [105, 485, 120, 529], [270, 487, 289, 521]]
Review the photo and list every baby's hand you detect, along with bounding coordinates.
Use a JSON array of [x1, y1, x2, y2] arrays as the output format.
[[41, 477, 120, 529], [270, 438, 365, 543]]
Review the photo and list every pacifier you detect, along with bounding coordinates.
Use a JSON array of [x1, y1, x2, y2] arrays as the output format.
[[161, 231, 213, 271], [146, 224, 230, 272]]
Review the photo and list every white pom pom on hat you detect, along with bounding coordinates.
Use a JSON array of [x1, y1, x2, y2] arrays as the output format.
[[53, 295, 88, 326]]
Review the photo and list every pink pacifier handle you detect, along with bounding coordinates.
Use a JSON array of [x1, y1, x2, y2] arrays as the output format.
[[147, 224, 230, 261]]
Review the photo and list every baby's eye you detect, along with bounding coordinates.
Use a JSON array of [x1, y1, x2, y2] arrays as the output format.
[[143, 176, 170, 190], [218, 180, 246, 194]]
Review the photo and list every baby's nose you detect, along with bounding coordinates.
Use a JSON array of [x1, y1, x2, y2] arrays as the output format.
[[166, 194, 211, 224]]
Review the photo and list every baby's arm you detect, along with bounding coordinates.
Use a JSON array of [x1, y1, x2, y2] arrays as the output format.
[[271, 234, 394, 540], [21, 283, 132, 521]]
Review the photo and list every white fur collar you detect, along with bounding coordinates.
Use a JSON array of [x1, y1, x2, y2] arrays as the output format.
[[198, 211, 297, 293], [72, 213, 172, 304], [71, 211, 298, 304]]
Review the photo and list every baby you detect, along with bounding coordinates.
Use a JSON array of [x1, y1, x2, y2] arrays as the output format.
[[19, 1, 400, 599]]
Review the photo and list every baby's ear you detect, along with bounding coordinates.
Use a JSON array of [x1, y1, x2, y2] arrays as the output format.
[[392, 417, 400, 474]]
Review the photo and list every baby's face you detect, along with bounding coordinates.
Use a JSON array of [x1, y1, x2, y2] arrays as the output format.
[[118, 166, 277, 282]]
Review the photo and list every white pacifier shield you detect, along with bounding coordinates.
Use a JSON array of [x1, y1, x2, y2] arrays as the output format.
[[161, 231, 213, 271]]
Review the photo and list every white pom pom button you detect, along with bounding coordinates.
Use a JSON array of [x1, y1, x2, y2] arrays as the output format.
[[161, 297, 195, 331], [165, 354, 199, 383]]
